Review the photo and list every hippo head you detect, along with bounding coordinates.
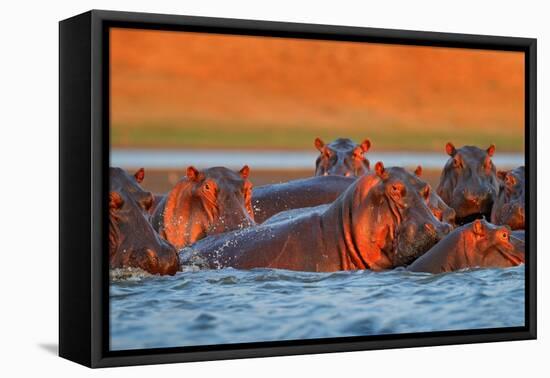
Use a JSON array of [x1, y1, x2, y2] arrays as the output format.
[[436, 143, 499, 224], [413, 166, 456, 226], [407, 218, 524, 273], [160, 166, 255, 249], [491, 166, 525, 230], [376, 164, 453, 266], [314, 137, 371, 177], [188, 166, 255, 234], [460, 219, 524, 267], [109, 190, 179, 275], [110, 167, 154, 215], [350, 163, 452, 269]]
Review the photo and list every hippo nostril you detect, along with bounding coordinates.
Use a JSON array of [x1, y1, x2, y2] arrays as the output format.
[[143, 249, 160, 269]]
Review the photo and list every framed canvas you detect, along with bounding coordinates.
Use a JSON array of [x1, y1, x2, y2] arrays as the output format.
[[59, 10, 537, 368]]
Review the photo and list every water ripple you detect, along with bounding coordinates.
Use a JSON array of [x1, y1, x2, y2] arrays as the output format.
[[110, 265, 525, 351]]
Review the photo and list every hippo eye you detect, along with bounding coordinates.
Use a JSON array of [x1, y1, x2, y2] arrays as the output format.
[[500, 231, 509, 240], [353, 149, 364, 160], [391, 184, 403, 197], [203, 182, 215, 193]]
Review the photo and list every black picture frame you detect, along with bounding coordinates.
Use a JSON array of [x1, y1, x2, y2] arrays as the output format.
[[59, 9, 537, 368]]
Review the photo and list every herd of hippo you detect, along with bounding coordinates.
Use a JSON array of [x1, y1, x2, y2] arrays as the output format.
[[109, 138, 526, 277]]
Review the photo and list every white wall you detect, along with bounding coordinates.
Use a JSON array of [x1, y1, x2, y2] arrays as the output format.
[[1, 0, 547, 376]]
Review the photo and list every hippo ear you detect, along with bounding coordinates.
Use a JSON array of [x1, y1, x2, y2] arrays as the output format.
[[360, 139, 371, 153], [472, 219, 486, 236], [487, 144, 496, 157], [239, 165, 250, 179], [186, 166, 200, 182], [374, 161, 386, 178], [445, 142, 457, 157], [414, 165, 422, 177], [314, 137, 325, 152], [134, 168, 145, 183], [109, 191, 124, 210]]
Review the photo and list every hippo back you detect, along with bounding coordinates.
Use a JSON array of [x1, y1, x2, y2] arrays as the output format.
[[252, 175, 355, 223]]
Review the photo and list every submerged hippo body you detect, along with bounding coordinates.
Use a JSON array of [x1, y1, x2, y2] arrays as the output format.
[[183, 163, 451, 272], [314, 137, 371, 177], [152, 166, 255, 249], [252, 175, 355, 223], [261, 166, 455, 227], [109, 189, 179, 276], [407, 219, 524, 274], [437, 143, 499, 224], [491, 166, 525, 230]]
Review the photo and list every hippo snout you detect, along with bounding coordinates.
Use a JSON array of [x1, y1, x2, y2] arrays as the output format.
[[148, 244, 180, 275], [464, 190, 488, 204]]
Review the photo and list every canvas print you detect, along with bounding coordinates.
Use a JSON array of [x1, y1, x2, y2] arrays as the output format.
[[108, 28, 526, 351]]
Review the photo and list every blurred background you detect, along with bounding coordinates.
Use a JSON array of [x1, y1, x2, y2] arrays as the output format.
[[110, 28, 525, 192]]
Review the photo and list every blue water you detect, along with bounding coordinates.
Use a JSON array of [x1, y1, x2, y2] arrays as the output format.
[[109, 265, 525, 351]]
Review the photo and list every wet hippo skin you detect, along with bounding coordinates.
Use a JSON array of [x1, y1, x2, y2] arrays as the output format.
[[408, 219, 524, 274], [152, 166, 255, 249], [109, 168, 180, 275], [251, 175, 356, 223], [183, 163, 451, 272]]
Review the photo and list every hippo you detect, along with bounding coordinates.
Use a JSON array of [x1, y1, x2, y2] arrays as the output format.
[[252, 175, 356, 223], [413, 166, 456, 226], [152, 166, 255, 249], [491, 166, 525, 230], [109, 190, 180, 275], [257, 166, 455, 227], [110, 167, 154, 214], [436, 143, 499, 224], [314, 137, 371, 177], [182, 162, 451, 272], [407, 219, 524, 274]]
